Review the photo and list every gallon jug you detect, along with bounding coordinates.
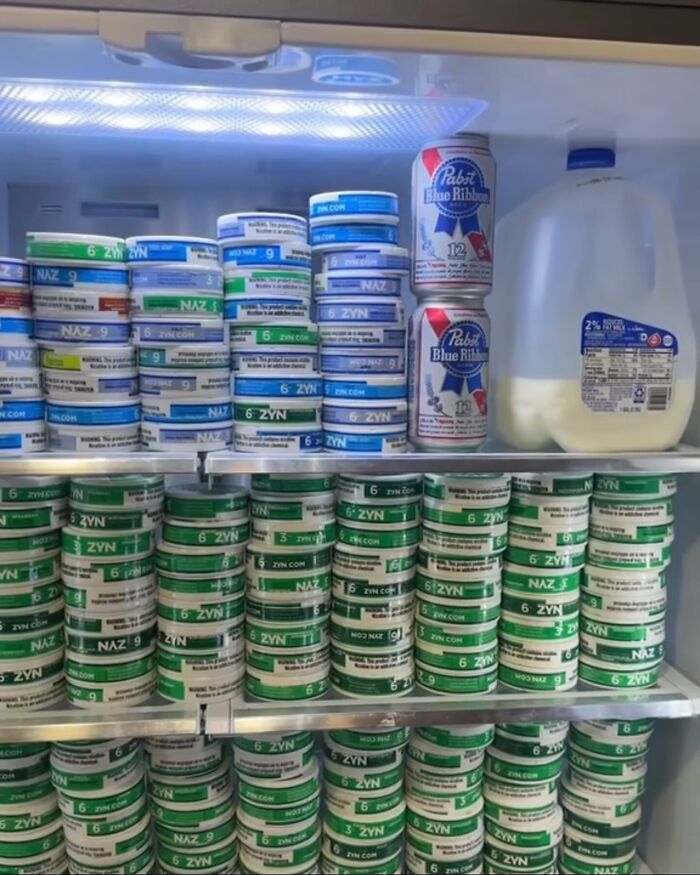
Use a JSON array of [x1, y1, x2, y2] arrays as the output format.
[[490, 146, 696, 452]]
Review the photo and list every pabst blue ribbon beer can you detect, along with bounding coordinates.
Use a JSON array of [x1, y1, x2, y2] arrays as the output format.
[[412, 134, 495, 294], [408, 297, 489, 450]]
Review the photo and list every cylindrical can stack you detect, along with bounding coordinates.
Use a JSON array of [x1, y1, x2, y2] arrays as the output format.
[[0, 256, 44, 453], [311, 191, 409, 454], [27, 233, 134, 454], [405, 724, 492, 875], [0, 257, 36, 393], [310, 192, 400, 250], [0, 741, 66, 873], [484, 722, 567, 875], [61, 475, 163, 709], [322, 728, 407, 875], [581, 473, 674, 691], [126, 235, 230, 452], [331, 475, 421, 699], [231, 320, 321, 455], [233, 369, 323, 455], [500, 473, 593, 694], [408, 135, 495, 453], [233, 731, 321, 875], [246, 473, 335, 702], [146, 735, 238, 875], [51, 737, 154, 875], [415, 474, 508, 697], [560, 719, 652, 875], [220, 212, 321, 455], [157, 484, 247, 704], [492, 472, 591, 873], [133, 248, 228, 446], [220, 213, 312, 323], [0, 476, 67, 711]]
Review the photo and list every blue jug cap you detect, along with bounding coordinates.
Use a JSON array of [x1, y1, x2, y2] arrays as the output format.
[[567, 147, 616, 170]]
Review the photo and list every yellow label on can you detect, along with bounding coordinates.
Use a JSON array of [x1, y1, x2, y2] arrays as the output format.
[[42, 351, 81, 371]]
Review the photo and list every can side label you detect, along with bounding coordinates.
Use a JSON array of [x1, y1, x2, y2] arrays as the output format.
[[409, 304, 489, 446], [412, 138, 495, 290], [0, 346, 39, 369]]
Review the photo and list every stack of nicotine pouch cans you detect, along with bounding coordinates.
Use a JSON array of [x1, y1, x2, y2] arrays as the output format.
[[22, 230, 231, 453], [219, 212, 321, 455], [61, 475, 163, 710], [0, 739, 67, 874], [559, 718, 652, 875], [483, 720, 567, 875], [128, 235, 231, 452], [322, 726, 408, 875], [156, 484, 248, 705], [233, 729, 321, 875], [245, 473, 335, 702], [405, 724, 492, 875], [501, 472, 593, 695], [479, 474, 589, 874], [147, 735, 238, 875], [0, 256, 44, 453], [331, 474, 421, 699], [415, 473, 508, 698], [581, 472, 674, 691], [0, 478, 67, 872], [0, 476, 67, 712], [26, 233, 135, 453], [554, 472, 672, 875], [311, 191, 410, 454], [51, 737, 155, 875]]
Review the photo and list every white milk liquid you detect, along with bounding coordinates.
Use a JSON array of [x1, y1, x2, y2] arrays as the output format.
[[493, 377, 695, 452]]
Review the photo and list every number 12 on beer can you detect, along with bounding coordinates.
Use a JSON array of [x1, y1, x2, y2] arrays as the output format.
[[408, 299, 490, 451], [412, 134, 496, 294]]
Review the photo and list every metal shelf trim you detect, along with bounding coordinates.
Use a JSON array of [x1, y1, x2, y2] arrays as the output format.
[[0, 666, 696, 741], [205, 664, 700, 736], [205, 445, 700, 475], [0, 700, 200, 742], [0, 452, 198, 475]]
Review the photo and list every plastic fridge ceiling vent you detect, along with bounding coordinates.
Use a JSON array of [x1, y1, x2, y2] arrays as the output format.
[[0, 80, 486, 147]]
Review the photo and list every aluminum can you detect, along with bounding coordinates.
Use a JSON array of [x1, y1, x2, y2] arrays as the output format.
[[412, 133, 495, 294], [408, 297, 489, 450]]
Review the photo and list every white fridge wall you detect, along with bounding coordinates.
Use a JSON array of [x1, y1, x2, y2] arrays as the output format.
[[0, 131, 414, 240]]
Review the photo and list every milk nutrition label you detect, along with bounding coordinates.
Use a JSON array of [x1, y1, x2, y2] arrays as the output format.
[[581, 312, 678, 414]]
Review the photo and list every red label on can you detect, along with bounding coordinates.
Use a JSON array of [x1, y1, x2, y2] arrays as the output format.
[[99, 297, 129, 315], [0, 290, 31, 311]]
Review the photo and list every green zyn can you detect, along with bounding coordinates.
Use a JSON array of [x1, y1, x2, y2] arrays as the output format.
[[70, 475, 164, 509]]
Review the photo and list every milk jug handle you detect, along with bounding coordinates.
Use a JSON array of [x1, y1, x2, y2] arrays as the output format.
[[646, 190, 685, 295]]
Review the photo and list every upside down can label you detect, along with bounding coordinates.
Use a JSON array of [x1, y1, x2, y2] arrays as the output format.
[[412, 134, 495, 293], [408, 300, 489, 449]]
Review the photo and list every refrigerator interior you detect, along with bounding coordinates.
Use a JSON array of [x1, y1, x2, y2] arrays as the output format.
[[0, 16, 698, 873]]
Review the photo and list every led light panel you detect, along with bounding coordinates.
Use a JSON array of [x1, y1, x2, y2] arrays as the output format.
[[0, 80, 486, 148]]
